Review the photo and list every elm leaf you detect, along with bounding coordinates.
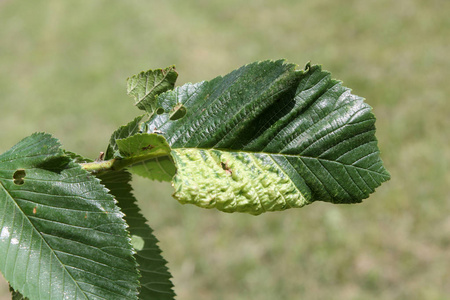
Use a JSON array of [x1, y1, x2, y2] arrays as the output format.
[[127, 66, 178, 113], [105, 115, 147, 160], [139, 60, 390, 214], [115, 133, 175, 182], [0, 133, 139, 299], [99, 170, 175, 300]]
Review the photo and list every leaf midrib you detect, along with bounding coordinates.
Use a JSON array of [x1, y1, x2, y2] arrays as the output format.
[[172, 148, 389, 178], [0, 176, 89, 300]]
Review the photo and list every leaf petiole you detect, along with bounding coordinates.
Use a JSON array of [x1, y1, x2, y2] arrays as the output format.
[[80, 151, 170, 174]]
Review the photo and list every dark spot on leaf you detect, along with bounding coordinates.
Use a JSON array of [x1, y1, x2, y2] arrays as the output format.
[[156, 107, 165, 115], [220, 162, 232, 175], [13, 169, 26, 185], [141, 144, 154, 151], [169, 103, 187, 120]]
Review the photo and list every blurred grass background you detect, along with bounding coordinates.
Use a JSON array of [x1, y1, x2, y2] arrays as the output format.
[[1, 0, 449, 299]]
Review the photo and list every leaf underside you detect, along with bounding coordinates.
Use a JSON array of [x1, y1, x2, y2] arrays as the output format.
[[106, 117, 176, 182], [116, 133, 176, 182], [0, 133, 139, 299], [99, 170, 175, 300], [134, 60, 390, 214]]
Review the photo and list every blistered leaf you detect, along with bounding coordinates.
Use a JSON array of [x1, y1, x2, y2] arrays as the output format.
[[139, 60, 390, 214]]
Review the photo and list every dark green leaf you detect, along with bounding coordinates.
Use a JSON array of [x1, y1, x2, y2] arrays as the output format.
[[140, 60, 390, 214], [127, 66, 178, 112], [99, 170, 175, 300], [0, 133, 139, 299]]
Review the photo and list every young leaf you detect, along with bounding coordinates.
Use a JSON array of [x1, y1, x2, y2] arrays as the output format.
[[114, 133, 175, 182], [105, 115, 147, 160], [127, 66, 178, 112], [106, 117, 176, 182], [123, 155, 175, 183], [0, 133, 139, 299], [98, 170, 175, 300], [139, 60, 390, 215], [115, 133, 171, 159]]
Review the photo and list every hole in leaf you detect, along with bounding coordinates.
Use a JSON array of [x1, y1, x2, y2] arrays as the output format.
[[156, 107, 165, 115], [13, 169, 26, 185], [169, 103, 187, 120]]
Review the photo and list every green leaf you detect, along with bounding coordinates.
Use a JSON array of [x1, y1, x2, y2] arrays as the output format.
[[115, 133, 175, 182], [105, 115, 147, 160], [105, 117, 176, 182], [121, 155, 175, 183], [127, 66, 178, 112], [115, 133, 171, 159], [98, 170, 175, 300], [0, 133, 139, 299], [140, 60, 390, 215]]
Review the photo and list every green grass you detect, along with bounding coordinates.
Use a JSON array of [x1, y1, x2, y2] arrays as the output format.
[[1, 0, 449, 299]]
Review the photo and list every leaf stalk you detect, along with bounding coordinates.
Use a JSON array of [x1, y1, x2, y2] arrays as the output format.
[[80, 151, 169, 174]]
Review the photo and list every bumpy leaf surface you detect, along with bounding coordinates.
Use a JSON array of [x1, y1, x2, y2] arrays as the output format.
[[0, 133, 139, 299], [138, 60, 390, 214], [99, 170, 175, 300]]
